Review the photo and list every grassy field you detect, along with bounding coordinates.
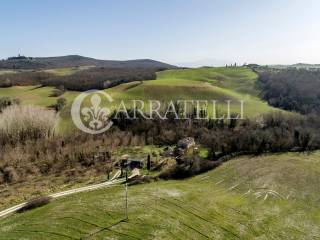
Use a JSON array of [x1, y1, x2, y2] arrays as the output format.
[[59, 67, 280, 132], [1, 151, 319, 239], [105, 67, 276, 115], [41, 66, 94, 76], [0, 86, 57, 107], [0, 70, 21, 75], [0, 67, 281, 133]]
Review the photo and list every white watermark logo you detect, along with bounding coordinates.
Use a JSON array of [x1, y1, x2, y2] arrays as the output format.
[[71, 91, 245, 134], [71, 90, 113, 134]]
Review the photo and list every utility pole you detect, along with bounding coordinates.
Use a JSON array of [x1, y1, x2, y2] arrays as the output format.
[[125, 183, 128, 220], [125, 169, 128, 220]]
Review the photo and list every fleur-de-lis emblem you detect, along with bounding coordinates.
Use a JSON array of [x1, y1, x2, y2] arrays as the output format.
[[81, 94, 110, 130]]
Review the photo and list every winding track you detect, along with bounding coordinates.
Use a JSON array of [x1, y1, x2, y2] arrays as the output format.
[[0, 170, 123, 219]]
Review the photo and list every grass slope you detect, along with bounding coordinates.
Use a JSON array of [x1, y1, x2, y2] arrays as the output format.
[[41, 66, 94, 76], [59, 67, 279, 132], [110, 67, 278, 117], [0, 67, 280, 133], [0, 86, 57, 107], [1, 152, 319, 239]]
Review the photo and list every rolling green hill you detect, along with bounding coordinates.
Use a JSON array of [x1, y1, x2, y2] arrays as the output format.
[[58, 67, 280, 132], [1, 152, 319, 239], [0, 66, 281, 133]]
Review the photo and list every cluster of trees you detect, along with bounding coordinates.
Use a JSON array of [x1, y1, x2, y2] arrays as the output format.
[[0, 57, 44, 69], [0, 71, 54, 87], [0, 130, 144, 185], [257, 68, 320, 114], [41, 67, 157, 91], [7, 55, 31, 61], [1, 103, 320, 185], [112, 110, 320, 154], [0, 67, 157, 90], [1, 108, 319, 185]]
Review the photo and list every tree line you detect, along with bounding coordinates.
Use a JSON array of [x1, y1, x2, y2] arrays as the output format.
[[257, 68, 320, 114], [0, 67, 157, 90], [41, 67, 157, 91]]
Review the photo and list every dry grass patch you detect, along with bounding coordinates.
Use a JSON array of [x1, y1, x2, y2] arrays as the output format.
[[0, 105, 57, 143]]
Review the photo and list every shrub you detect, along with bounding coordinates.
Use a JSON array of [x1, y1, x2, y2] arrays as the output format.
[[158, 155, 218, 180], [0, 105, 57, 144], [17, 196, 52, 213], [0, 78, 12, 87], [0, 97, 20, 112], [52, 97, 66, 111], [50, 88, 64, 97], [2, 166, 19, 183]]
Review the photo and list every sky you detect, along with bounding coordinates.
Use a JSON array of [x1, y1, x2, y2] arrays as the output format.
[[1, 0, 320, 66]]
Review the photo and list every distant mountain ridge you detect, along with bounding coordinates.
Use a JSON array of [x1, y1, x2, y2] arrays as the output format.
[[0, 55, 177, 70]]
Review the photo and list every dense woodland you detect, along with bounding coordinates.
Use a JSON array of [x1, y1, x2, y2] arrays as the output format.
[[257, 68, 320, 114], [0, 67, 157, 90], [1, 101, 319, 184], [0, 71, 54, 87], [42, 67, 157, 91]]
